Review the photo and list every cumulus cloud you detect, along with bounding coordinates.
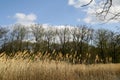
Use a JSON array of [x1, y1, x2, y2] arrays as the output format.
[[83, 17, 92, 24], [68, 0, 95, 8], [68, 0, 98, 24], [14, 13, 37, 25], [68, 0, 120, 24]]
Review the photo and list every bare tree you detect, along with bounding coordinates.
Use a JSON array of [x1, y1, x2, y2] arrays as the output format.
[[0, 27, 8, 38], [108, 31, 120, 63], [94, 29, 110, 63], [82, 0, 120, 22], [44, 27, 56, 52], [57, 27, 70, 54], [70, 25, 88, 63], [11, 24, 27, 51], [0, 27, 9, 51], [84, 28, 94, 64], [31, 24, 44, 52]]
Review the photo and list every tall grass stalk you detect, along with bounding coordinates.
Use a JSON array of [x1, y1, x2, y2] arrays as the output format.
[[0, 52, 119, 80]]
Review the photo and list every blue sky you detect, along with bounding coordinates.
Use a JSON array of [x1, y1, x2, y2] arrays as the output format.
[[0, 0, 120, 31]]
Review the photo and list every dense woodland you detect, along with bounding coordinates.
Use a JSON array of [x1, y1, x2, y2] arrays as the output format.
[[0, 24, 120, 63]]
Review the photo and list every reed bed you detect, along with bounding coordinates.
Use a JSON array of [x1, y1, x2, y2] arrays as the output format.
[[0, 51, 119, 80]]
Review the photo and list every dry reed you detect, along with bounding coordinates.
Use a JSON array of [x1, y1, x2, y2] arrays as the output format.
[[0, 52, 119, 80]]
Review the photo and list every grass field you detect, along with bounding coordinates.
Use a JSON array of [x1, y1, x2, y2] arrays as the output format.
[[0, 52, 120, 80]]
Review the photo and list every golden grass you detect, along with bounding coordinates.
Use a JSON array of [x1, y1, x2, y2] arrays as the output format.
[[0, 52, 120, 80]]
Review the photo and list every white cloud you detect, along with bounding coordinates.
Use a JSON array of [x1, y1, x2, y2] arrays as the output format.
[[14, 13, 37, 25], [68, 0, 98, 24], [113, 0, 120, 6], [68, 0, 95, 8], [68, 0, 120, 24], [83, 17, 92, 24], [68, 0, 75, 5]]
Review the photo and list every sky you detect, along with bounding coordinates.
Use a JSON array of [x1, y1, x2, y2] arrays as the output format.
[[0, 0, 120, 31]]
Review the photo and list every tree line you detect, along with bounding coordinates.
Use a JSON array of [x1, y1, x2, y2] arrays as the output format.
[[0, 24, 120, 63]]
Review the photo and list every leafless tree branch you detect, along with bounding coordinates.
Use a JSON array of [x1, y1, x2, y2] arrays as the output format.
[[82, 0, 120, 22], [81, 0, 93, 7]]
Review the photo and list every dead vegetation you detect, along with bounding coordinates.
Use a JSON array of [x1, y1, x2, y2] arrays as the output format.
[[0, 51, 120, 80]]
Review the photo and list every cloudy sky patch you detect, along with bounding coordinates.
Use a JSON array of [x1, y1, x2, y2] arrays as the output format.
[[14, 13, 37, 25]]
